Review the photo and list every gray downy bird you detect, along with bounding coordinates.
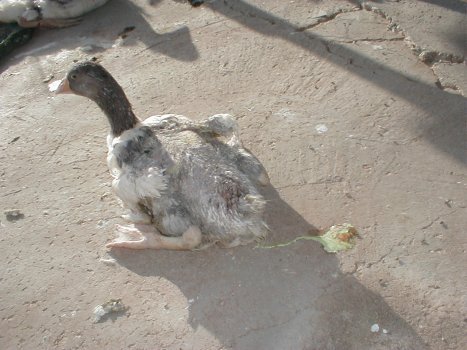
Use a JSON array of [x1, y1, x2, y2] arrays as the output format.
[[55, 61, 270, 250]]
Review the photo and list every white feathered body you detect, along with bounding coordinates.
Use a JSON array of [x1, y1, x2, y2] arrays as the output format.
[[0, 0, 109, 23], [106, 114, 268, 248]]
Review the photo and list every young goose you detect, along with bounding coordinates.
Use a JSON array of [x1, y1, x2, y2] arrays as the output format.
[[0, 0, 110, 28], [56, 62, 270, 250]]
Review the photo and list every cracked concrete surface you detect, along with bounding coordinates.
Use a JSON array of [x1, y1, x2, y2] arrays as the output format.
[[1, 0, 466, 349], [432, 62, 467, 95], [355, 0, 467, 94], [358, 0, 466, 64]]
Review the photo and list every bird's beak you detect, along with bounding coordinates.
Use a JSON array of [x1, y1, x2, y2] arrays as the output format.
[[55, 77, 72, 94]]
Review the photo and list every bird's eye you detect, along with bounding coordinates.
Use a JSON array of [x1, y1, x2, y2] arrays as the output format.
[[70, 74, 77, 80]]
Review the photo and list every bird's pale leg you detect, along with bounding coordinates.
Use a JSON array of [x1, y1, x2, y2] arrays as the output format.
[[106, 224, 202, 250]]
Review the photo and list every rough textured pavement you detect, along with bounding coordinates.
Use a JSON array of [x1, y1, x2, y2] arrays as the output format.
[[1, 0, 466, 349]]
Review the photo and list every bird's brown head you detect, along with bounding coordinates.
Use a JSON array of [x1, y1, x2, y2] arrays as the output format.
[[56, 61, 139, 136], [56, 61, 115, 100]]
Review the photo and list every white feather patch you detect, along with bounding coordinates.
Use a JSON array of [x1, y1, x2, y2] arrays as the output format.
[[134, 167, 166, 199], [0, 0, 29, 22], [39, 0, 110, 20], [113, 167, 166, 206], [107, 126, 167, 206]]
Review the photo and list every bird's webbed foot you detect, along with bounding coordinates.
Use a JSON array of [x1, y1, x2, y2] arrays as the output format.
[[106, 224, 202, 250]]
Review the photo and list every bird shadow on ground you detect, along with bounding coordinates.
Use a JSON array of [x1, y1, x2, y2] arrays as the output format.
[[110, 185, 429, 349], [204, 0, 466, 165], [0, 0, 198, 72]]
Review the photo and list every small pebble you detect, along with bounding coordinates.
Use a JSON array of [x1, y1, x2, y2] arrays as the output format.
[[371, 324, 380, 333], [96, 220, 108, 228], [4, 209, 25, 222], [383, 329, 388, 334], [315, 124, 328, 134], [99, 258, 117, 266], [93, 299, 125, 323], [8, 136, 20, 144], [43, 75, 54, 83]]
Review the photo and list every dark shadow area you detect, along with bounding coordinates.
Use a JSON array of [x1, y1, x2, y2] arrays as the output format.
[[369, 0, 467, 13], [150, 0, 204, 6], [419, 0, 466, 13], [110, 186, 429, 349], [203, 0, 466, 164], [369, 0, 466, 56], [437, 26, 467, 59], [0, 0, 198, 71], [0, 24, 34, 62]]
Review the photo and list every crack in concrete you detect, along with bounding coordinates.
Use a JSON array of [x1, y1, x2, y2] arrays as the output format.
[[420, 209, 459, 230], [338, 37, 405, 43], [294, 8, 361, 32], [415, 49, 465, 65], [276, 175, 344, 190], [366, 244, 397, 269], [217, 0, 464, 96], [357, 1, 465, 65], [237, 316, 294, 340], [434, 79, 461, 93]]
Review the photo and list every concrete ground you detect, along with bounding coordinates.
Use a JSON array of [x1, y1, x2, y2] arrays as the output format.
[[1, 0, 466, 349]]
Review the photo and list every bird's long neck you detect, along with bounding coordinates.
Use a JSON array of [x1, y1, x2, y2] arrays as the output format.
[[95, 83, 140, 137]]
